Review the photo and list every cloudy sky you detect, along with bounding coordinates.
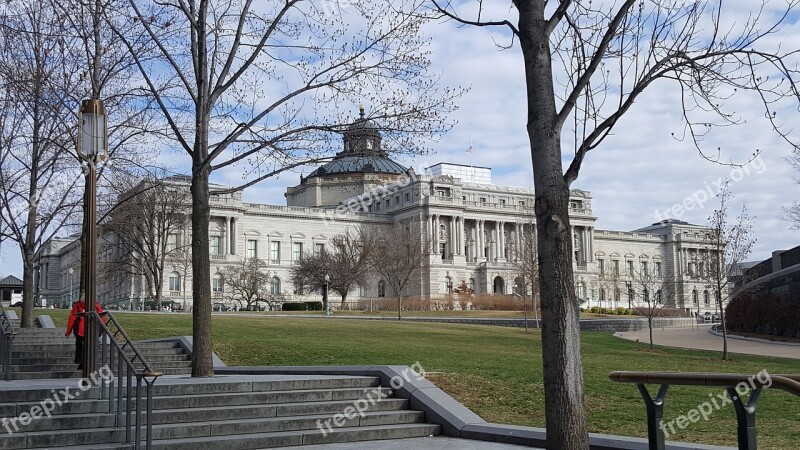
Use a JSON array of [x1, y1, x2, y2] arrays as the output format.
[[2, 1, 798, 277]]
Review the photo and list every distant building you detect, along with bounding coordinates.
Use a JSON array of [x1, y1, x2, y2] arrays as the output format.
[[736, 245, 800, 297], [0, 275, 23, 307], [35, 109, 718, 313]]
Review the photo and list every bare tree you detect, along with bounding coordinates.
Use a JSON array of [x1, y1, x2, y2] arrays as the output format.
[[0, 2, 83, 326], [102, 175, 190, 311], [221, 258, 270, 310], [367, 223, 428, 320], [111, 0, 463, 376], [291, 229, 374, 310], [628, 263, 674, 349], [703, 182, 756, 361], [432, 1, 800, 446], [782, 151, 800, 229], [510, 221, 539, 330]]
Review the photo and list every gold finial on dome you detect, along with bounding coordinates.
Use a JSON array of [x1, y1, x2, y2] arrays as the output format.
[[358, 104, 365, 118]]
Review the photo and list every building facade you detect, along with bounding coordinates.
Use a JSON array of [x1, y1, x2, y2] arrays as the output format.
[[35, 112, 718, 313]]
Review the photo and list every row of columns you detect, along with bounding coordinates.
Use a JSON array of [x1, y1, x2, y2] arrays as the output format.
[[428, 213, 538, 263], [221, 216, 238, 255]]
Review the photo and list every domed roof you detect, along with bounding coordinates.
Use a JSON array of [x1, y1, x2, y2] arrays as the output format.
[[347, 104, 380, 132], [307, 155, 408, 178]]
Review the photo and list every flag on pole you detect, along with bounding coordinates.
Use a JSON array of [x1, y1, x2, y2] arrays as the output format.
[[466, 145, 472, 153]]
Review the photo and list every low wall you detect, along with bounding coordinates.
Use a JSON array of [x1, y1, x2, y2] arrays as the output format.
[[331, 316, 698, 332]]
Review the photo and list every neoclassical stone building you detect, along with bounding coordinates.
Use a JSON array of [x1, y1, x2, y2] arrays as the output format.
[[35, 111, 718, 313]]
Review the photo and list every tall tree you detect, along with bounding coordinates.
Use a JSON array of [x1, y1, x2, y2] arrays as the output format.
[[367, 222, 428, 320], [510, 220, 539, 329], [432, 1, 800, 447], [113, 0, 463, 376], [703, 181, 756, 361], [290, 229, 374, 310], [0, 2, 82, 326]]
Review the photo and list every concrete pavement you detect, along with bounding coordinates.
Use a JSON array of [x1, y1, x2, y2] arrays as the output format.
[[615, 326, 800, 359], [270, 436, 534, 449]]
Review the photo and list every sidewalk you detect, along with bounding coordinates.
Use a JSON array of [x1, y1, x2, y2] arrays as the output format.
[[615, 326, 800, 359]]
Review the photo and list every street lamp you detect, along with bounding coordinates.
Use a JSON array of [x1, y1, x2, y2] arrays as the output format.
[[77, 98, 108, 379], [68, 267, 75, 308], [324, 274, 330, 316]]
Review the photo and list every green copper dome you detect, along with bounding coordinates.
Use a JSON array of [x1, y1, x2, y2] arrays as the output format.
[[307, 155, 408, 178]]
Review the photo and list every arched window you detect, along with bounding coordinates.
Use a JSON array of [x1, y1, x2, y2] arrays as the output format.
[[377, 280, 386, 298], [703, 290, 710, 305], [211, 274, 223, 293], [599, 288, 606, 302], [271, 276, 281, 295], [168, 272, 181, 292], [468, 278, 475, 293], [445, 277, 453, 294], [692, 290, 698, 304]]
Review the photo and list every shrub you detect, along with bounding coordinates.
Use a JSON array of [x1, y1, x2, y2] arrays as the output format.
[[304, 301, 323, 311], [282, 302, 307, 311]]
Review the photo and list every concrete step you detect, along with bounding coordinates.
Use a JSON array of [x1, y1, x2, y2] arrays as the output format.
[[148, 423, 441, 450], [11, 361, 193, 372], [0, 386, 101, 403], [13, 347, 186, 357], [11, 342, 180, 351], [139, 386, 394, 410], [146, 377, 380, 397], [12, 354, 190, 365]]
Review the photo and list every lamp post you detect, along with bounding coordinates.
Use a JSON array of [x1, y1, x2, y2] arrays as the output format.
[[77, 98, 108, 379], [324, 274, 330, 316], [68, 267, 75, 308]]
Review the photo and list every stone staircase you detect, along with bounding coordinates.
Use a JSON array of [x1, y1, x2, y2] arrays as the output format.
[[4, 317, 192, 379], [0, 374, 440, 449]]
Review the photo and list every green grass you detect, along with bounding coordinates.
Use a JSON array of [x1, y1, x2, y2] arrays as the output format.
[[20, 310, 800, 448]]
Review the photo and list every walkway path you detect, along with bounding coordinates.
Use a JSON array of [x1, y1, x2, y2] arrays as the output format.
[[615, 326, 800, 359]]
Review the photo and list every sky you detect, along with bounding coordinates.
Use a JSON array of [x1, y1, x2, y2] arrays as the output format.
[[2, 1, 798, 278]]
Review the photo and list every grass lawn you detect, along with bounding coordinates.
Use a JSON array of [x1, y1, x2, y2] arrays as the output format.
[[21, 310, 800, 448]]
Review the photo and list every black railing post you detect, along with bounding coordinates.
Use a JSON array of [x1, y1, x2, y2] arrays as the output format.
[[727, 387, 761, 450], [145, 374, 157, 449], [637, 383, 669, 450], [135, 375, 143, 450]]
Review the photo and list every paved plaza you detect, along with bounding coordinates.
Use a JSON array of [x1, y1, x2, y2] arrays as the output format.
[[615, 326, 800, 359]]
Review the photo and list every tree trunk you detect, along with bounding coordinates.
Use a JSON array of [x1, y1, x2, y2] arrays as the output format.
[[648, 317, 654, 349], [717, 287, 728, 361], [191, 158, 213, 377], [519, 2, 590, 448], [21, 248, 35, 327], [397, 295, 402, 320], [340, 292, 347, 309]]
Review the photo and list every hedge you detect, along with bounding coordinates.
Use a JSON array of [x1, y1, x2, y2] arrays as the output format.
[[281, 301, 324, 311], [726, 291, 799, 338]]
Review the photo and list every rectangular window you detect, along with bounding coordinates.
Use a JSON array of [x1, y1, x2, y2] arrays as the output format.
[[598, 259, 605, 275], [641, 261, 648, 276], [385, 199, 390, 209], [499, 199, 506, 205], [246, 239, 258, 259], [270, 241, 280, 263], [613, 260, 620, 276], [405, 193, 410, 202], [212, 277, 223, 293], [395, 196, 400, 205], [376, 203, 381, 211], [293, 242, 303, 261], [655, 262, 662, 277], [209, 236, 220, 255], [627, 260, 634, 277], [479, 197, 486, 203], [166, 233, 179, 253], [315, 243, 325, 255]]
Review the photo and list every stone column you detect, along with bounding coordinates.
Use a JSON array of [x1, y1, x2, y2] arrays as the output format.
[[230, 217, 236, 255], [459, 217, 465, 255], [478, 220, 484, 258], [222, 216, 229, 255]]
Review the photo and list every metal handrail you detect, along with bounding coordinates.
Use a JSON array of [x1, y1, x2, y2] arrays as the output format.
[[609, 371, 800, 450], [84, 310, 161, 450], [0, 305, 17, 381]]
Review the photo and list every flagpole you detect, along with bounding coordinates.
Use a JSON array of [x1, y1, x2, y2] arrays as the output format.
[[469, 122, 474, 182]]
